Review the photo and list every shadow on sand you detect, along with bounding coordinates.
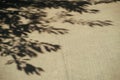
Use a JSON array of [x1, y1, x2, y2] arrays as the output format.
[[0, 0, 117, 75]]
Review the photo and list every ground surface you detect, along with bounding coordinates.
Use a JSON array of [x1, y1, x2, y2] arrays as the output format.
[[0, 2, 120, 80]]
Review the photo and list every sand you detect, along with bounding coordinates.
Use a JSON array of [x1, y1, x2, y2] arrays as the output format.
[[0, 2, 120, 80]]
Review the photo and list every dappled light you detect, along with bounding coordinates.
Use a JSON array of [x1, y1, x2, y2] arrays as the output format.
[[0, 0, 119, 76]]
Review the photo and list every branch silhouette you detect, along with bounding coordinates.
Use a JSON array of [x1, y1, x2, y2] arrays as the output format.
[[0, 0, 66, 75], [0, 0, 115, 76], [94, 0, 120, 4]]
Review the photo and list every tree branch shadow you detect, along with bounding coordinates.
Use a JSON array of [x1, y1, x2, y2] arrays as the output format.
[[0, 0, 115, 76], [0, 0, 100, 13], [0, 1, 66, 75], [94, 0, 120, 5], [34, 1, 99, 14], [6, 54, 44, 75], [63, 19, 113, 27]]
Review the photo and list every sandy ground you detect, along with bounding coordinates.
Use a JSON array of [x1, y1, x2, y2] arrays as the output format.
[[0, 2, 120, 80]]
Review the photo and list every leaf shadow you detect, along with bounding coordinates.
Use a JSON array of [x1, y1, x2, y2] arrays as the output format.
[[95, 0, 120, 4], [0, 0, 115, 76]]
